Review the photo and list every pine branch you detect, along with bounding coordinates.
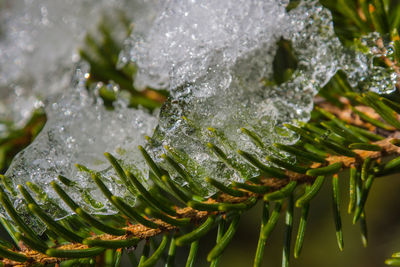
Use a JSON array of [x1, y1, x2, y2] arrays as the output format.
[[1, 94, 400, 266], [2, 1, 400, 266]]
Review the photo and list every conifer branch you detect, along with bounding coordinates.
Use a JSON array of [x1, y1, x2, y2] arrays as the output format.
[[1, 97, 400, 266]]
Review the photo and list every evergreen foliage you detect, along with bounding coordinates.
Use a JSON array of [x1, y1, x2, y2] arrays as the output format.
[[1, 0, 400, 266]]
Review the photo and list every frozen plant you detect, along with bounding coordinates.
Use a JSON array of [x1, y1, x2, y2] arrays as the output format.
[[3, 64, 158, 232], [2, 0, 399, 231], [125, 0, 389, 193]]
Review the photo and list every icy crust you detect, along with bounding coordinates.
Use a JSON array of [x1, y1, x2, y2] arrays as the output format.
[[127, 0, 386, 195], [0, 0, 157, 129], [356, 32, 399, 94], [3, 66, 158, 233], [128, 0, 288, 91]]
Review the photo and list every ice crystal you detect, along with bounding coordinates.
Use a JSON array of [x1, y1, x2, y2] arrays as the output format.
[[123, 0, 380, 194], [0, 0, 157, 129], [2, 64, 158, 232]]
